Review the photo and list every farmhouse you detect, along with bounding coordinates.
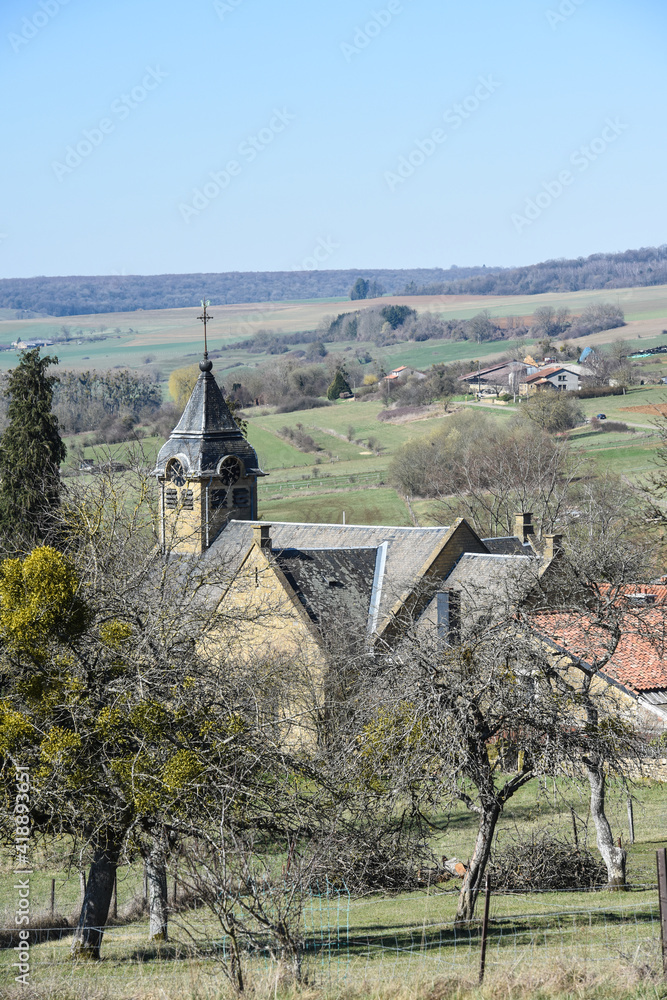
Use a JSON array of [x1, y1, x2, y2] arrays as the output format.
[[520, 365, 583, 394], [458, 361, 528, 395]]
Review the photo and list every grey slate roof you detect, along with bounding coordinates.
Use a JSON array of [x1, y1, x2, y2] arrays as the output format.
[[205, 520, 460, 622], [444, 552, 538, 612], [154, 364, 262, 478], [274, 547, 378, 626], [483, 535, 534, 556]]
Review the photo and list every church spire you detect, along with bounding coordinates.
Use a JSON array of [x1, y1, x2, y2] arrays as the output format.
[[154, 304, 265, 554]]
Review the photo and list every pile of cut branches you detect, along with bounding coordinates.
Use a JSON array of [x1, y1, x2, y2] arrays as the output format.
[[488, 832, 607, 892]]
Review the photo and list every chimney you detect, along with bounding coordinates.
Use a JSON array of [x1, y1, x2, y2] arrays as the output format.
[[514, 512, 534, 543], [252, 523, 272, 550], [543, 534, 563, 561]]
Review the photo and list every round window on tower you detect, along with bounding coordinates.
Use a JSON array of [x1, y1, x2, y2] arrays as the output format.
[[218, 456, 242, 486]]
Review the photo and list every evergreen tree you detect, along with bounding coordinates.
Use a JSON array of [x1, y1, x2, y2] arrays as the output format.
[[350, 278, 369, 300], [326, 368, 352, 400], [0, 349, 66, 540]]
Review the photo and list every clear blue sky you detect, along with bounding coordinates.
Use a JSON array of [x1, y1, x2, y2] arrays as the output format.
[[1, 0, 665, 278]]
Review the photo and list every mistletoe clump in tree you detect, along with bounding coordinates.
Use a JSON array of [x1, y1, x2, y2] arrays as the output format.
[[0, 349, 66, 542]]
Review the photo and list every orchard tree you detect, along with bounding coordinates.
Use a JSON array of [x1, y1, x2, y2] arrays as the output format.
[[0, 462, 296, 957], [520, 389, 584, 433], [0, 349, 66, 542]]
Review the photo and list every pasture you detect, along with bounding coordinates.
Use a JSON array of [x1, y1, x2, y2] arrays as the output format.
[[0, 778, 664, 1000]]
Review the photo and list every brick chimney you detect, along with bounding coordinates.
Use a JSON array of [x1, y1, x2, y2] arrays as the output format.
[[514, 512, 534, 543], [252, 523, 272, 550], [543, 534, 563, 561]]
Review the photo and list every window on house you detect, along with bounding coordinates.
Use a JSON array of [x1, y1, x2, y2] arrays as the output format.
[[165, 489, 177, 509], [436, 590, 461, 644], [557, 375, 566, 381], [181, 490, 194, 511]]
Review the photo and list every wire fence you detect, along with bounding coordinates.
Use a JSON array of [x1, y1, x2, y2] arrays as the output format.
[[2, 882, 664, 987], [258, 469, 386, 495]]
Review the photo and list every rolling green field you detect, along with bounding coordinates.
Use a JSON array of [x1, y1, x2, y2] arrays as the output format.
[[3, 283, 667, 384], [8, 282, 665, 527], [64, 382, 667, 530]]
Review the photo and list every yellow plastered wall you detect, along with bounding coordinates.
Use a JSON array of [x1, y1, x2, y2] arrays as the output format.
[[210, 542, 328, 744]]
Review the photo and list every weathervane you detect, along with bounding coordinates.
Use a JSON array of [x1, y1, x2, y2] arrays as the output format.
[[197, 299, 213, 360]]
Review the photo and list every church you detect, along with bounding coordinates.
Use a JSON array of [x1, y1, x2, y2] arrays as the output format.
[[154, 354, 558, 651], [152, 350, 667, 737]]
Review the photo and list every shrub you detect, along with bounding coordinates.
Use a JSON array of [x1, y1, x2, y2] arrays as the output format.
[[576, 385, 626, 399], [377, 405, 429, 422], [279, 425, 321, 452], [275, 396, 331, 413], [590, 419, 633, 433]]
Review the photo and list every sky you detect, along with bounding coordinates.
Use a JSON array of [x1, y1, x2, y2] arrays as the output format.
[[1, 0, 666, 278]]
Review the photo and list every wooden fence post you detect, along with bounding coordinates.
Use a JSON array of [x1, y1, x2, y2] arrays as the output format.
[[658, 848, 667, 981], [113, 873, 118, 919], [627, 795, 635, 845], [50, 878, 55, 917], [479, 871, 492, 985]]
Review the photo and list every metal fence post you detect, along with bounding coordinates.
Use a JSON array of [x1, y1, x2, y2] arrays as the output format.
[[50, 878, 55, 917], [479, 871, 492, 985], [658, 848, 667, 981]]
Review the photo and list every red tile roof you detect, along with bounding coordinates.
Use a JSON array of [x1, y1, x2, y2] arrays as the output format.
[[532, 604, 667, 692]]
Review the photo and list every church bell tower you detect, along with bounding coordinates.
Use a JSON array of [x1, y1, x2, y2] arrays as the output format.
[[154, 304, 265, 554]]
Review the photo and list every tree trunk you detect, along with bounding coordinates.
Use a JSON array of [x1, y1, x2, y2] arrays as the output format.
[[146, 839, 169, 942], [456, 804, 500, 924], [587, 763, 626, 889], [71, 839, 120, 959]]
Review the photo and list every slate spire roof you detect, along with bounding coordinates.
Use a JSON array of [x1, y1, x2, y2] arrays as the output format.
[[154, 360, 262, 479]]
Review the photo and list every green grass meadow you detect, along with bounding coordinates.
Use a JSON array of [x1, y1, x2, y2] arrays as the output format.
[[0, 777, 664, 999]]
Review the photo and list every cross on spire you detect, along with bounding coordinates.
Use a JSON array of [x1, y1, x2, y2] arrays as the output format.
[[197, 299, 213, 361]]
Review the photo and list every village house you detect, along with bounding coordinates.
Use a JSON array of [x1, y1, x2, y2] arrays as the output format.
[[382, 365, 425, 385], [519, 365, 583, 394]]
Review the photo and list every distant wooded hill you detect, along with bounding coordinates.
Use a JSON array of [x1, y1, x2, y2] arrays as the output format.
[[0, 267, 495, 318], [2, 244, 666, 317], [402, 245, 667, 297]]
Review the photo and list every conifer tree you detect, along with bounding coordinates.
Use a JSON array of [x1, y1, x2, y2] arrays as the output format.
[[327, 368, 352, 400], [0, 349, 66, 540]]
